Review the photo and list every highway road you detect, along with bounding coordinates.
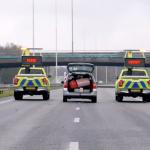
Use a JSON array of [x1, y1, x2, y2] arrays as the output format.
[[0, 88, 150, 150]]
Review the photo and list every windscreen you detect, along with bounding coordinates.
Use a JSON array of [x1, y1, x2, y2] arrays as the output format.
[[68, 65, 93, 73], [122, 70, 146, 76], [20, 69, 44, 74]]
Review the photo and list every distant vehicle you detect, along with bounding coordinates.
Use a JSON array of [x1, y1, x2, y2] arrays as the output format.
[[115, 68, 150, 102], [63, 63, 97, 103]]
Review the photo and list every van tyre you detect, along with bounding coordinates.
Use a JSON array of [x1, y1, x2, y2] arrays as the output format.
[[142, 96, 150, 102], [14, 92, 23, 100], [63, 96, 67, 102], [91, 97, 97, 103], [116, 95, 123, 102], [43, 92, 50, 100]]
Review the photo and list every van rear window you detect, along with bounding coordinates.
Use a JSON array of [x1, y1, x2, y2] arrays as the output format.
[[20, 69, 44, 74], [122, 70, 146, 76]]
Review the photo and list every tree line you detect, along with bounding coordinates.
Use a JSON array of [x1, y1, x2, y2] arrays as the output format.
[[0, 43, 22, 56]]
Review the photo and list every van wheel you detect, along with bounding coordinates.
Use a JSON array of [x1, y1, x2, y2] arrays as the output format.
[[43, 92, 50, 100], [116, 95, 123, 102], [142, 96, 150, 102], [63, 96, 67, 102], [14, 92, 23, 100], [91, 97, 97, 103]]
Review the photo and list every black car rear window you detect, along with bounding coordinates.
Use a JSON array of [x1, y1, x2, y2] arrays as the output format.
[[68, 66, 93, 73]]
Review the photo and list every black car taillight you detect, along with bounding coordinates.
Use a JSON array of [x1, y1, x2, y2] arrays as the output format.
[[92, 83, 97, 89], [64, 82, 68, 88]]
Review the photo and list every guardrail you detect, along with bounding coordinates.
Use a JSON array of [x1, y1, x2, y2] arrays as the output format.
[[0, 83, 114, 90], [0, 84, 62, 90], [97, 84, 115, 88], [0, 84, 63, 98]]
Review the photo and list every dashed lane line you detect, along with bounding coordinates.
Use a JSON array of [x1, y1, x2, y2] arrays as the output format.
[[69, 142, 79, 150], [0, 99, 14, 105], [74, 117, 80, 123], [76, 107, 80, 111]]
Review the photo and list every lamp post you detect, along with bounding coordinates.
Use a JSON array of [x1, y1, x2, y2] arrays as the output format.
[[55, 0, 58, 83], [71, 0, 74, 53], [32, 0, 35, 49]]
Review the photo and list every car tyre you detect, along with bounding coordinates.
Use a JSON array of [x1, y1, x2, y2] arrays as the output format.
[[63, 96, 67, 102], [116, 95, 123, 102]]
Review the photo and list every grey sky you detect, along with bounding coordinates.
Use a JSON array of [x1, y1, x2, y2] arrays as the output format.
[[0, 0, 150, 51]]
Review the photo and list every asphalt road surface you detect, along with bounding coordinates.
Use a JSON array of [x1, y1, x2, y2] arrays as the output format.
[[0, 88, 150, 150]]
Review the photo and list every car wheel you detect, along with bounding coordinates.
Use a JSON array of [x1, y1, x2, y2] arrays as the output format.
[[14, 92, 23, 100], [63, 96, 67, 102], [43, 92, 50, 100], [116, 95, 123, 102], [91, 97, 97, 103]]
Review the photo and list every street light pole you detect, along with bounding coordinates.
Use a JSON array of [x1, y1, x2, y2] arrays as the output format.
[[32, 0, 35, 49], [71, 0, 74, 53], [55, 0, 58, 83]]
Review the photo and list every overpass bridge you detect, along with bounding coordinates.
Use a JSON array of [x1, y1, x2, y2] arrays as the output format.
[[0, 52, 150, 68]]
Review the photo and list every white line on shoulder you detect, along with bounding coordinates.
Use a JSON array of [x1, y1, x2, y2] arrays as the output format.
[[69, 142, 79, 150]]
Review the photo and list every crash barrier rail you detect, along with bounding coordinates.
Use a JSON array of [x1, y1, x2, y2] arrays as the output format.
[[0, 83, 114, 97], [97, 84, 115, 88]]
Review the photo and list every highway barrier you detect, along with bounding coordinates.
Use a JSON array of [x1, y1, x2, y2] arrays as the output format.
[[0, 83, 114, 98], [97, 84, 115, 88], [0, 84, 62, 98]]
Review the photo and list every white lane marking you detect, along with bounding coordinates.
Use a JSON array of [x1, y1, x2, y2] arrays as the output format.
[[76, 107, 80, 111], [74, 117, 80, 123], [0, 99, 14, 105], [69, 142, 79, 150]]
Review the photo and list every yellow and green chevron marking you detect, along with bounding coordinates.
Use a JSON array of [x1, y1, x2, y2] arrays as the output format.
[[119, 80, 150, 89], [18, 78, 43, 87]]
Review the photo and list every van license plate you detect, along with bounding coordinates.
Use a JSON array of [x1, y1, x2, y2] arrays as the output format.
[[26, 87, 36, 90], [131, 89, 140, 93]]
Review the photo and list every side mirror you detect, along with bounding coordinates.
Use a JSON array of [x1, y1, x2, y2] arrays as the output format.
[[116, 76, 119, 80], [61, 81, 64, 84], [48, 75, 52, 78]]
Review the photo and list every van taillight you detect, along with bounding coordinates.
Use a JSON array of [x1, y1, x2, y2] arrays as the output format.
[[64, 82, 68, 88], [118, 80, 124, 87], [92, 83, 97, 89], [42, 78, 48, 85], [13, 78, 19, 85], [147, 80, 150, 85]]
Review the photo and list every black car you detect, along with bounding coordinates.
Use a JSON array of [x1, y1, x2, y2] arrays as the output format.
[[63, 63, 97, 103]]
